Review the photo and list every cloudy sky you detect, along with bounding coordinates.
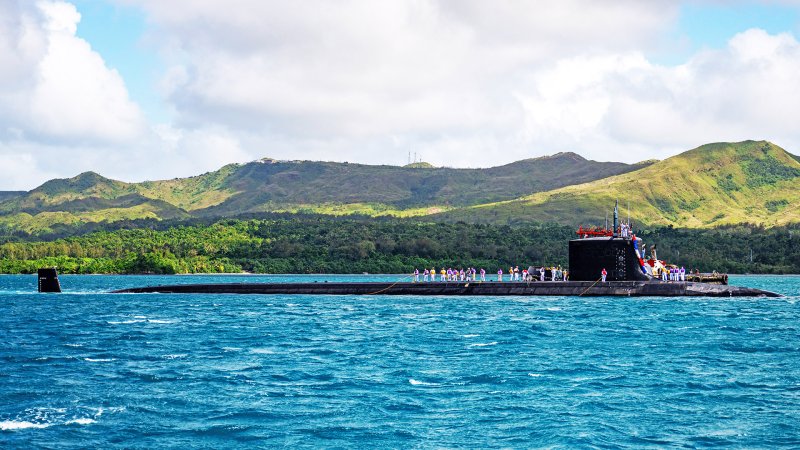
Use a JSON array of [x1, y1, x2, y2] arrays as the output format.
[[1, 0, 800, 189]]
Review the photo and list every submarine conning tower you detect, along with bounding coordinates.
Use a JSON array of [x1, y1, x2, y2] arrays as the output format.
[[568, 236, 651, 282], [570, 200, 651, 282], [38, 267, 62, 293]]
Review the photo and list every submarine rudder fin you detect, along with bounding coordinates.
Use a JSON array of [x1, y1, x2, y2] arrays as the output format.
[[38, 267, 61, 293]]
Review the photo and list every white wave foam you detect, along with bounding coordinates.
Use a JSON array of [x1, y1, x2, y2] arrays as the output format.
[[65, 418, 96, 425], [134, 315, 147, 319], [84, 358, 114, 362], [250, 348, 276, 354], [469, 342, 498, 347], [163, 354, 187, 359], [147, 319, 175, 324], [222, 347, 241, 352], [64, 343, 83, 348], [0, 420, 51, 430], [107, 320, 143, 325], [462, 334, 480, 338], [546, 307, 562, 311], [409, 378, 440, 386], [91, 406, 125, 416], [528, 373, 543, 377]]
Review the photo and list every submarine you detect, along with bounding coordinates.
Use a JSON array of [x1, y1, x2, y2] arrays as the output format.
[[35, 203, 777, 297], [108, 203, 779, 298]]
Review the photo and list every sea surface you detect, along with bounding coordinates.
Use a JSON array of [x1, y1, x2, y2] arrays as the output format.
[[1, 274, 799, 448]]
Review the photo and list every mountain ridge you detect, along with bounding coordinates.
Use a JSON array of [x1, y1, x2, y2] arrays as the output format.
[[1, 140, 798, 233]]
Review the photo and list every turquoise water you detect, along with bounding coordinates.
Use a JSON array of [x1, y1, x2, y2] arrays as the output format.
[[1, 274, 799, 448]]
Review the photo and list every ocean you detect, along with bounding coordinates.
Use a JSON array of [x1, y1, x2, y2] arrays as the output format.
[[1, 274, 799, 448]]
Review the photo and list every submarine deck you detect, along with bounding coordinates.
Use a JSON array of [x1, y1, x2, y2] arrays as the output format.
[[113, 281, 780, 297]]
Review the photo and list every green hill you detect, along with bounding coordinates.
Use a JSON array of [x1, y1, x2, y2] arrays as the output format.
[[0, 153, 643, 232], [438, 141, 800, 227], [2, 140, 798, 233], [0, 172, 188, 233], [190, 152, 643, 216]]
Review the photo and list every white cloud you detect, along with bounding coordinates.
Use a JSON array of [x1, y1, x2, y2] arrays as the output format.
[[0, 1, 144, 144], [601, 29, 800, 155], [3, 1, 800, 190], [122, 0, 682, 167], [0, 149, 54, 191], [121, 0, 800, 170], [0, 1, 251, 189]]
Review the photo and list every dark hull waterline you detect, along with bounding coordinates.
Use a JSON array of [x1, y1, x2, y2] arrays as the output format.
[[113, 281, 780, 297]]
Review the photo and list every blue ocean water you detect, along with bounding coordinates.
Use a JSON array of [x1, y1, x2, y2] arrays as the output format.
[[1, 274, 799, 448]]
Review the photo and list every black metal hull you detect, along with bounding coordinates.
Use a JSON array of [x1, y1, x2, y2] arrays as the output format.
[[114, 281, 780, 297]]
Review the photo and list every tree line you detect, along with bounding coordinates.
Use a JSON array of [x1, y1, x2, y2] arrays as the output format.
[[0, 218, 798, 274]]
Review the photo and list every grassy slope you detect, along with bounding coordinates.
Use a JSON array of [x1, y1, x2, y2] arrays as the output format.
[[134, 163, 240, 211], [438, 141, 800, 227], [192, 153, 644, 216], [0, 203, 190, 234], [0, 172, 190, 232], [0, 172, 136, 213]]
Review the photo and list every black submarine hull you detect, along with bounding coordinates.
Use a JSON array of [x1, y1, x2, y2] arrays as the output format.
[[113, 281, 779, 297]]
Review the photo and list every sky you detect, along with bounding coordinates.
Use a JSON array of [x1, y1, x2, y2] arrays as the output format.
[[1, 1, 800, 190]]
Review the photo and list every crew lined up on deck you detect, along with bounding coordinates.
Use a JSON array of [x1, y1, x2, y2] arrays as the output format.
[[413, 266, 569, 282], [655, 266, 686, 281]]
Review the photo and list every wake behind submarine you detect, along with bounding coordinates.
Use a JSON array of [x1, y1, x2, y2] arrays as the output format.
[[108, 203, 780, 298]]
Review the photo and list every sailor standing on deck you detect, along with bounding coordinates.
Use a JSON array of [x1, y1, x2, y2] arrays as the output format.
[[414, 268, 419, 282], [601, 268, 607, 282], [498, 269, 503, 282], [480, 268, 486, 281]]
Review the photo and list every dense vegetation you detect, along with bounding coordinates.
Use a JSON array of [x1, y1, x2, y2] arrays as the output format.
[[0, 217, 798, 275]]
